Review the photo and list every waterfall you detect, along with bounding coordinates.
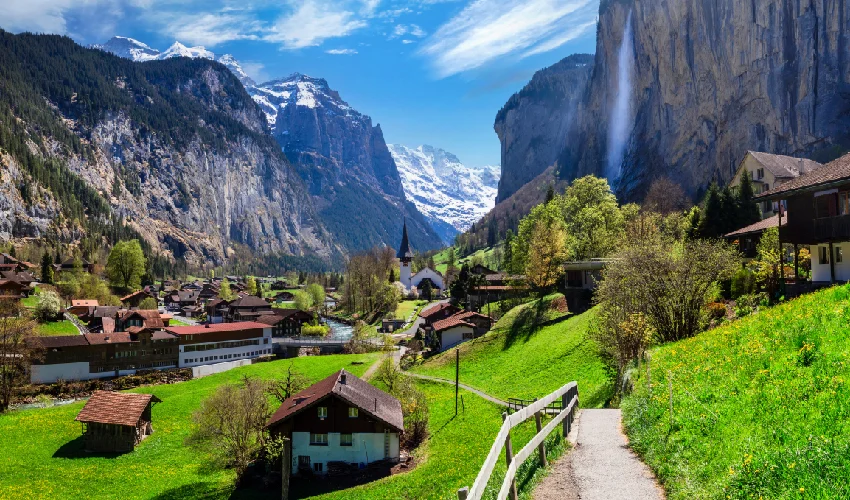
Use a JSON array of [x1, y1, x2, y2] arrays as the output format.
[[607, 11, 635, 183]]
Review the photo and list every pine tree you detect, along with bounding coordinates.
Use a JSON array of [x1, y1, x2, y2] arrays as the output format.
[[697, 183, 725, 238], [737, 171, 761, 226], [40, 252, 54, 285], [545, 184, 555, 204]]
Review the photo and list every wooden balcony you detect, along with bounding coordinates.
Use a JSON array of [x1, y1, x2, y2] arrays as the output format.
[[814, 215, 850, 241]]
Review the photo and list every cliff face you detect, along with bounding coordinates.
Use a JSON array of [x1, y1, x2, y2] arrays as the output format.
[[499, 0, 850, 202], [0, 32, 333, 264], [494, 54, 593, 202], [252, 74, 443, 254]]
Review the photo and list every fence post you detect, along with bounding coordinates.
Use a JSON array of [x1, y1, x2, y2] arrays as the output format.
[[503, 412, 518, 500], [562, 392, 569, 437], [457, 487, 468, 500], [668, 372, 674, 429], [534, 398, 547, 467]]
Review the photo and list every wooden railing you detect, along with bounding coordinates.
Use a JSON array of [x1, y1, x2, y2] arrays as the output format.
[[506, 397, 564, 415], [458, 382, 579, 500]]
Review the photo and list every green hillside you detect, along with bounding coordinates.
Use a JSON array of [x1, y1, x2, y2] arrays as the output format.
[[0, 354, 379, 500], [412, 295, 613, 407], [622, 285, 850, 499]]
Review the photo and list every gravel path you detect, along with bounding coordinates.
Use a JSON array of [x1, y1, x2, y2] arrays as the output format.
[[534, 409, 664, 500]]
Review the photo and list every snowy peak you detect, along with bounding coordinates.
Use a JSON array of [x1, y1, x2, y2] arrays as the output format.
[[389, 144, 500, 234], [94, 36, 160, 61], [250, 73, 355, 128], [158, 41, 215, 60], [216, 54, 256, 87]]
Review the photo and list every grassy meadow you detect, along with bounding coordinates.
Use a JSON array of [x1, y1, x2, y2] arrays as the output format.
[[622, 284, 850, 499], [0, 353, 379, 500], [36, 319, 78, 336], [413, 295, 613, 407]]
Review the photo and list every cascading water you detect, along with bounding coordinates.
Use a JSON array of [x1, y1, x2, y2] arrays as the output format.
[[606, 10, 635, 184]]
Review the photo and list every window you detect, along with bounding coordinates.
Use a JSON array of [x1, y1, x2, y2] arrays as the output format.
[[348, 407, 358, 418], [310, 433, 328, 446], [340, 433, 353, 446], [756, 168, 764, 180], [313, 462, 323, 473], [841, 192, 850, 215], [820, 246, 830, 265], [836, 247, 843, 264], [317, 407, 328, 419]]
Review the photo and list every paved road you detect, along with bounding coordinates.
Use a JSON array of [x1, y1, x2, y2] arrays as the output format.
[[534, 409, 664, 500]]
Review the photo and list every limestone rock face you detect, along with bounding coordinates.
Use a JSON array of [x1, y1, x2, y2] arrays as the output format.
[[498, 0, 850, 201]]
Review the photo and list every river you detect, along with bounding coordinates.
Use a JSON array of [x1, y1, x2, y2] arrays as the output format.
[[324, 318, 354, 340]]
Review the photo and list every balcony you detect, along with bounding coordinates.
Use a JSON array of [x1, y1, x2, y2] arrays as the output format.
[[813, 215, 850, 241]]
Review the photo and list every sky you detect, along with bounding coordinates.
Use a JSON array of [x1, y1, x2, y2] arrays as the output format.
[[0, 0, 599, 168]]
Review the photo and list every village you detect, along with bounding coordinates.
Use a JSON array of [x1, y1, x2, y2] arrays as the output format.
[[3, 146, 850, 499]]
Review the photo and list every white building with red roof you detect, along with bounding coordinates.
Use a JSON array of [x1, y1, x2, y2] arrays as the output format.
[[164, 321, 273, 367]]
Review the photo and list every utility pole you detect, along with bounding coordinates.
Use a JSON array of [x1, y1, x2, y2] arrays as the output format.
[[455, 348, 460, 416]]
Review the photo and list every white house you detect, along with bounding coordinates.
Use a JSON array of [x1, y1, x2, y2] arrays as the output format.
[[396, 220, 444, 295], [266, 370, 404, 476], [164, 322, 273, 368]]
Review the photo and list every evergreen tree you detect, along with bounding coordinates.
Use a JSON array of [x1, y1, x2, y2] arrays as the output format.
[[450, 264, 471, 305], [545, 184, 555, 204], [720, 185, 738, 233], [503, 230, 515, 273], [487, 217, 498, 247], [697, 183, 726, 238], [737, 171, 761, 226], [40, 252, 54, 285]]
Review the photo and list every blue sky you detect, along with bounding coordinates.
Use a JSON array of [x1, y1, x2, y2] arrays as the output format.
[[1, 0, 599, 168]]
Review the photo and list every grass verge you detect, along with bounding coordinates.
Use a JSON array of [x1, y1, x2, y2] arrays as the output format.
[[622, 284, 850, 499], [37, 320, 78, 336]]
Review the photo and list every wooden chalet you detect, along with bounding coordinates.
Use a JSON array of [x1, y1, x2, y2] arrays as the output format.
[[266, 370, 403, 477], [256, 309, 313, 337], [0, 253, 32, 272], [75, 391, 161, 452], [0, 279, 27, 300], [757, 152, 850, 284], [224, 295, 274, 322], [120, 290, 156, 308], [54, 257, 95, 276], [165, 290, 200, 313], [724, 215, 785, 259], [117, 310, 165, 331], [69, 300, 99, 316]]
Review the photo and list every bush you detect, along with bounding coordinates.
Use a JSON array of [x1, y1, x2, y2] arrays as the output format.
[[730, 267, 756, 299], [34, 291, 61, 322], [301, 324, 330, 337], [706, 302, 727, 319]]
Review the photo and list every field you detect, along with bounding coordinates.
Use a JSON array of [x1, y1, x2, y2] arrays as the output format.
[[0, 353, 380, 500], [167, 317, 191, 327], [37, 320, 78, 336], [432, 246, 501, 275], [622, 284, 850, 499], [413, 295, 613, 407], [393, 299, 430, 321], [294, 380, 568, 500]]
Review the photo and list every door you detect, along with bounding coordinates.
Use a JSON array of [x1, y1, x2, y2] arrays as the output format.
[[297, 455, 310, 474]]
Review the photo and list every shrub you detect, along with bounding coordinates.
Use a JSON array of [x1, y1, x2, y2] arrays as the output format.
[[706, 302, 727, 319], [34, 290, 61, 322], [550, 296, 569, 313], [301, 324, 329, 337], [730, 267, 756, 299]]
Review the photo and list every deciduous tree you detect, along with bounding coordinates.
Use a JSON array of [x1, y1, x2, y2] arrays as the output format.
[[105, 240, 146, 292], [0, 301, 41, 412]]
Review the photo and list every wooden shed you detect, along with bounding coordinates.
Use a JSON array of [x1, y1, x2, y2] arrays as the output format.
[[75, 391, 161, 453]]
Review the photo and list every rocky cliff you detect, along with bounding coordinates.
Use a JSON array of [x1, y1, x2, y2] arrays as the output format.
[[252, 74, 442, 253], [498, 0, 850, 202], [0, 32, 333, 265]]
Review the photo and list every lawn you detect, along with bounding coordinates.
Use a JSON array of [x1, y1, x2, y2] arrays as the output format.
[[293, 380, 568, 500], [621, 284, 850, 499], [394, 299, 430, 321], [412, 295, 613, 407], [0, 353, 380, 500], [432, 246, 501, 275], [37, 320, 78, 336], [20, 286, 40, 308], [167, 317, 191, 327]]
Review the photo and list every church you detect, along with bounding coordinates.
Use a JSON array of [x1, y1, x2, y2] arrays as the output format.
[[397, 221, 445, 296]]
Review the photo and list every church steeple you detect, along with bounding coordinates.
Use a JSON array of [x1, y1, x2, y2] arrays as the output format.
[[397, 220, 413, 262]]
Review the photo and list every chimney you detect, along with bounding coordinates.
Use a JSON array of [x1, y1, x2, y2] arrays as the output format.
[[340, 372, 347, 384]]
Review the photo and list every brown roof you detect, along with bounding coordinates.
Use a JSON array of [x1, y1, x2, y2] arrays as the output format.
[[121, 310, 164, 329], [120, 290, 153, 302], [757, 152, 850, 199], [432, 314, 475, 333], [101, 317, 116, 335], [724, 214, 785, 238], [151, 331, 177, 341], [34, 335, 89, 348], [75, 391, 160, 426], [164, 321, 270, 336], [419, 303, 458, 319], [266, 370, 403, 432], [228, 295, 271, 308], [84, 333, 134, 345], [71, 300, 99, 308], [746, 151, 823, 179], [256, 314, 284, 326]]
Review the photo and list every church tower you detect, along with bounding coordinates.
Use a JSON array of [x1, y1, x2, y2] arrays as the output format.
[[397, 220, 413, 289]]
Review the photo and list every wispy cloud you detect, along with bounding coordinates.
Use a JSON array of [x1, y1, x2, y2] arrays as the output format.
[[420, 0, 598, 78], [160, 12, 260, 47], [391, 23, 426, 39], [265, 1, 367, 49], [523, 19, 596, 57], [326, 48, 357, 54], [1, 0, 116, 35]]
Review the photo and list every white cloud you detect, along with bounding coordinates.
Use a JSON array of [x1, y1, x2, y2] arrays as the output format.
[[239, 60, 268, 82], [326, 48, 357, 54], [419, 0, 598, 78], [391, 23, 426, 40], [523, 19, 596, 57], [265, 1, 366, 49], [409, 24, 426, 37], [402, 39, 415, 44], [0, 0, 105, 34], [160, 12, 260, 47]]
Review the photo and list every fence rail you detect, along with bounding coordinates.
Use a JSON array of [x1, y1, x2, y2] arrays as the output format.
[[458, 382, 579, 500], [506, 397, 563, 415]]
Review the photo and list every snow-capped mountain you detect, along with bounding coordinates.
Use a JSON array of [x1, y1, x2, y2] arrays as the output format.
[[94, 37, 254, 87], [250, 73, 354, 127], [389, 144, 500, 235]]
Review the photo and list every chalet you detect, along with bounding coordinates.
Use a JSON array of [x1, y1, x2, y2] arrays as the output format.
[[120, 290, 156, 308], [75, 391, 161, 453], [730, 152, 824, 219], [165, 322, 273, 368], [204, 298, 229, 324], [419, 303, 461, 328], [266, 370, 403, 476], [117, 310, 165, 331], [1, 270, 36, 289], [274, 291, 295, 302], [30, 335, 93, 383], [198, 283, 220, 302], [0, 253, 32, 272], [724, 215, 785, 258], [69, 300, 99, 316], [0, 279, 26, 300], [223, 295, 274, 322], [470, 264, 497, 276], [83, 306, 126, 333], [53, 257, 95, 276], [256, 309, 313, 337], [164, 290, 199, 312], [430, 311, 490, 351], [756, 152, 850, 284]]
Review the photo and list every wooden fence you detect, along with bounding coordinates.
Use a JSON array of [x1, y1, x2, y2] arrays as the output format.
[[458, 382, 579, 500], [506, 397, 564, 415]]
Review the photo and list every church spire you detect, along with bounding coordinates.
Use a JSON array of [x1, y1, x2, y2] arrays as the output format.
[[397, 219, 413, 261]]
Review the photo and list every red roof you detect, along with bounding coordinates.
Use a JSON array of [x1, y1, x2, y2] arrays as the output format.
[[419, 303, 458, 319], [85, 333, 134, 345], [71, 300, 99, 307], [724, 214, 785, 238], [76, 391, 160, 426], [266, 370, 403, 432], [164, 321, 270, 335], [432, 315, 476, 333]]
